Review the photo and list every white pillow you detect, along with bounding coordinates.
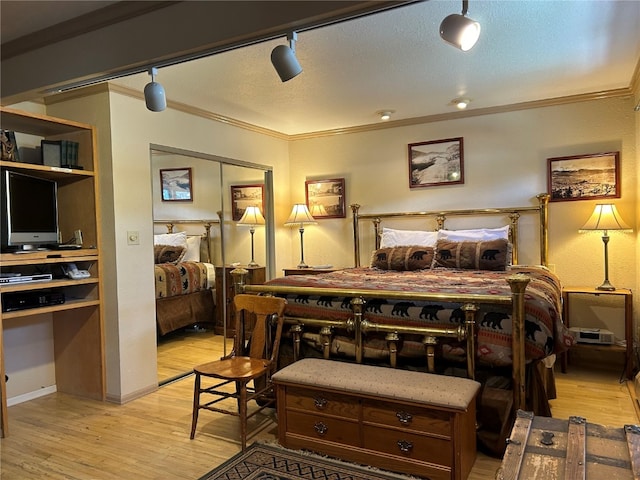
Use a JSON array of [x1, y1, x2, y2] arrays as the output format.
[[182, 235, 201, 262], [380, 227, 438, 248], [436, 225, 510, 242], [153, 231, 187, 247]]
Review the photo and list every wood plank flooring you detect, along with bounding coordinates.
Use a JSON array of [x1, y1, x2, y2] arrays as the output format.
[[1, 332, 637, 480]]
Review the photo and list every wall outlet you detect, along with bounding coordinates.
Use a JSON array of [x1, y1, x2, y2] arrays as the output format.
[[74, 229, 83, 245]]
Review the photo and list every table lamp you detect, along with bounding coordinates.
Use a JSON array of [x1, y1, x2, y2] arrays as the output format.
[[236, 205, 265, 267], [284, 203, 316, 268], [579, 203, 632, 291]]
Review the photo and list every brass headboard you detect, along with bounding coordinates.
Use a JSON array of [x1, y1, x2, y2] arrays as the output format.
[[351, 194, 549, 267]]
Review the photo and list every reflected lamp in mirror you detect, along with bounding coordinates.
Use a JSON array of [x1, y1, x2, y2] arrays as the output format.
[[309, 203, 328, 218], [579, 204, 632, 291], [284, 204, 316, 268], [237, 205, 265, 267]]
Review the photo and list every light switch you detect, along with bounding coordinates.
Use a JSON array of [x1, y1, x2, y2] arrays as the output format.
[[127, 231, 140, 245]]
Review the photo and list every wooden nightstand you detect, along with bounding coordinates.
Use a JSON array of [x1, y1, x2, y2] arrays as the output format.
[[561, 286, 633, 379], [283, 267, 339, 276], [215, 265, 266, 337]]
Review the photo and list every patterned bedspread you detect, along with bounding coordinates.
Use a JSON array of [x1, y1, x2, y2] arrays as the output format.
[[154, 262, 212, 299], [265, 266, 574, 367]]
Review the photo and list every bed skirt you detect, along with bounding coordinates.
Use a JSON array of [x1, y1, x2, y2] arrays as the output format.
[[156, 289, 215, 336]]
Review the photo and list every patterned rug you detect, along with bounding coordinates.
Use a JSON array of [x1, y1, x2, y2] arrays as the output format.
[[198, 442, 417, 480]]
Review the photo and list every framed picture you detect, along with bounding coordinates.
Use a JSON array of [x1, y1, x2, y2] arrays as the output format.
[[231, 184, 264, 221], [547, 152, 620, 202], [408, 137, 464, 188], [160, 167, 193, 201], [305, 178, 346, 219], [1, 130, 19, 162]]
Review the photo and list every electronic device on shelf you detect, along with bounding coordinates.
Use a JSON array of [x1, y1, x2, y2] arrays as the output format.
[[61, 263, 90, 280], [0, 273, 53, 284], [1, 170, 59, 252], [569, 327, 615, 345], [1, 290, 65, 312]]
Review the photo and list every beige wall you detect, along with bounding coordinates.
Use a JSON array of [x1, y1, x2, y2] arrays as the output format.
[[4, 91, 638, 403], [289, 96, 638, 341]]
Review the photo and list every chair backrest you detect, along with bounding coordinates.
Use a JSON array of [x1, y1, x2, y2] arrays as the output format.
[[232, 294, 287, 364]]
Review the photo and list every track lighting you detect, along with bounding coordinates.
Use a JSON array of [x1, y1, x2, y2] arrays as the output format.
[[271, 32, 303, 82], [440, 0, 481, 51], [144, 67, 166, 112]]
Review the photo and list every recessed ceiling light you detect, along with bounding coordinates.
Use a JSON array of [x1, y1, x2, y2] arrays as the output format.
[[377, 110, 394, 121], [451, 98, 471, 110]]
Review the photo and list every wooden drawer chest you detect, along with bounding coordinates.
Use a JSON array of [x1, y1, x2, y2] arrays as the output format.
[[273, 358, 480, 480], [497, 410, 639, 479]]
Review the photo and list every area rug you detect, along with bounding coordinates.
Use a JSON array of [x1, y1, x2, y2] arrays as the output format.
[[198, 442, 418, 480]]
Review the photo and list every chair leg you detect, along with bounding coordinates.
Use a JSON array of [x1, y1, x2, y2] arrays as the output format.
[[239, 381, 248, 451], [190, 372, 201, 439]]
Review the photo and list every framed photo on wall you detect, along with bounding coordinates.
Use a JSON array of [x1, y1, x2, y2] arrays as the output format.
[[408, 137, 464, 188], [305, 178, 346, 219], [160, 168, 193, 201], [231, 184, 264, 221], [547, 152, 620, 202]]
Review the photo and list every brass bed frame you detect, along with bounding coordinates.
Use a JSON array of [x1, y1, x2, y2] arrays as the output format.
[[234, 194, 551, 411]]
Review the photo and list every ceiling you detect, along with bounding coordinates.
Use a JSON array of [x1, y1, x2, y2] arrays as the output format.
[[2, 1, 640, 136]]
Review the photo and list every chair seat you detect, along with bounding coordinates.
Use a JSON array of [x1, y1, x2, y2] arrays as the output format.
[[195, 357, 271, 381]]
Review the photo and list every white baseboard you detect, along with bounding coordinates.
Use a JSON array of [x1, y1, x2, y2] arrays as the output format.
[[8, 385, 57, 407]]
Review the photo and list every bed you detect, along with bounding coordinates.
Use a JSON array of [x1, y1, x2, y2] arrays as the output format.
[[233, 194, 574, 454], [153, 220, 218, 336]]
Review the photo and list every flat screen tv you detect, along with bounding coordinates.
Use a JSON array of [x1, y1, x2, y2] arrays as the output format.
[[1, 170, 59, 251]]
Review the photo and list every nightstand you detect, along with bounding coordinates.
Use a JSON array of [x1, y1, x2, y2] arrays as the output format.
[[283, 267, 339, 276], [561, 286, 633, 379], [215, 265, 266, 337]]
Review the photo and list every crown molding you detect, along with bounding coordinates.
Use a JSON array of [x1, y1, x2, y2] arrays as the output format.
[[44, 82, 634, 141]]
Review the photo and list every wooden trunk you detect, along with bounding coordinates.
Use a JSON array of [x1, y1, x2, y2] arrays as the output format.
[[496, 410, 639, 480]]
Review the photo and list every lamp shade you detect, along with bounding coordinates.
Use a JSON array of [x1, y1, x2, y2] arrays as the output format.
[[440, 13, 481, 51], [309, 203, 328, 217], [284, 204, 316, 226], [237, 205, 265, 227], [579, 204, 632, 232]]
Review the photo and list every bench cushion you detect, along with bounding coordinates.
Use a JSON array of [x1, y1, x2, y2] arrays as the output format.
[[273, 358, 480, 410]]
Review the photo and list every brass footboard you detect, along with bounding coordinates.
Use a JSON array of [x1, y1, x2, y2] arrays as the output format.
[[232, 269, 531, 410]]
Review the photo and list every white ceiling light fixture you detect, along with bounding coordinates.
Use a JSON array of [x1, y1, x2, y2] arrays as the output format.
[[144, 67, 166, 112], [271, 31, 303, 82], [378, 110, 394, 121], [451, 98, 471, 109], [440, 0, 481, 51]]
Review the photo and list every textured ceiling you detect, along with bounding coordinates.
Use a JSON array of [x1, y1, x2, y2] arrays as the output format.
[[110, 1, 640, 135], [3, 1, 640, 136]]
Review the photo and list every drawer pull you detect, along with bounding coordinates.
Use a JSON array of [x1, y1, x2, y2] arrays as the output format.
[[396, 411, 413, 425], [314, 421, 328, 436], [397, 440, 414, 453], [313, 397, 328, 410]]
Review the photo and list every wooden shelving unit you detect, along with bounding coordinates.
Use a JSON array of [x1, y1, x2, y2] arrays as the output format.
[[0, 107, 104, 438]]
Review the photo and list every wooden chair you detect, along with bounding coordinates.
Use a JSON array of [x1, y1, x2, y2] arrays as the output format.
[[189, 294, 286, 449]]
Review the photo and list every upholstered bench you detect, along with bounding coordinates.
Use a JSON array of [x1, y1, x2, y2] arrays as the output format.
[[272, 358, 480, 480]]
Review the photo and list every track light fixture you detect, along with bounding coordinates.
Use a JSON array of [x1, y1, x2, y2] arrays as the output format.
[[440, 0, 481, 51], [271, 31, 303, 82], [144, 67, 166, 112]]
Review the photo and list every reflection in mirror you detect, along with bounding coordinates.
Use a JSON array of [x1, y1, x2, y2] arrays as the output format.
[[150, 145, 273, 385]]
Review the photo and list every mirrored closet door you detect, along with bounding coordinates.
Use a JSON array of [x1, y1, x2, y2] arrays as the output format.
[[150, 145, 273, 385]]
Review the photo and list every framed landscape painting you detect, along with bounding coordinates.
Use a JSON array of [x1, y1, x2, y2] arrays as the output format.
[[305, 178, 346, 219], [231, 184, 264, 221], [547, 152, 620, 202], [408, 137, 464, 188], [160, 168, 193, 201]]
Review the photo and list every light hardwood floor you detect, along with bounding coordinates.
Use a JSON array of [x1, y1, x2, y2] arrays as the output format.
[[1, 333, 637, 480]]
